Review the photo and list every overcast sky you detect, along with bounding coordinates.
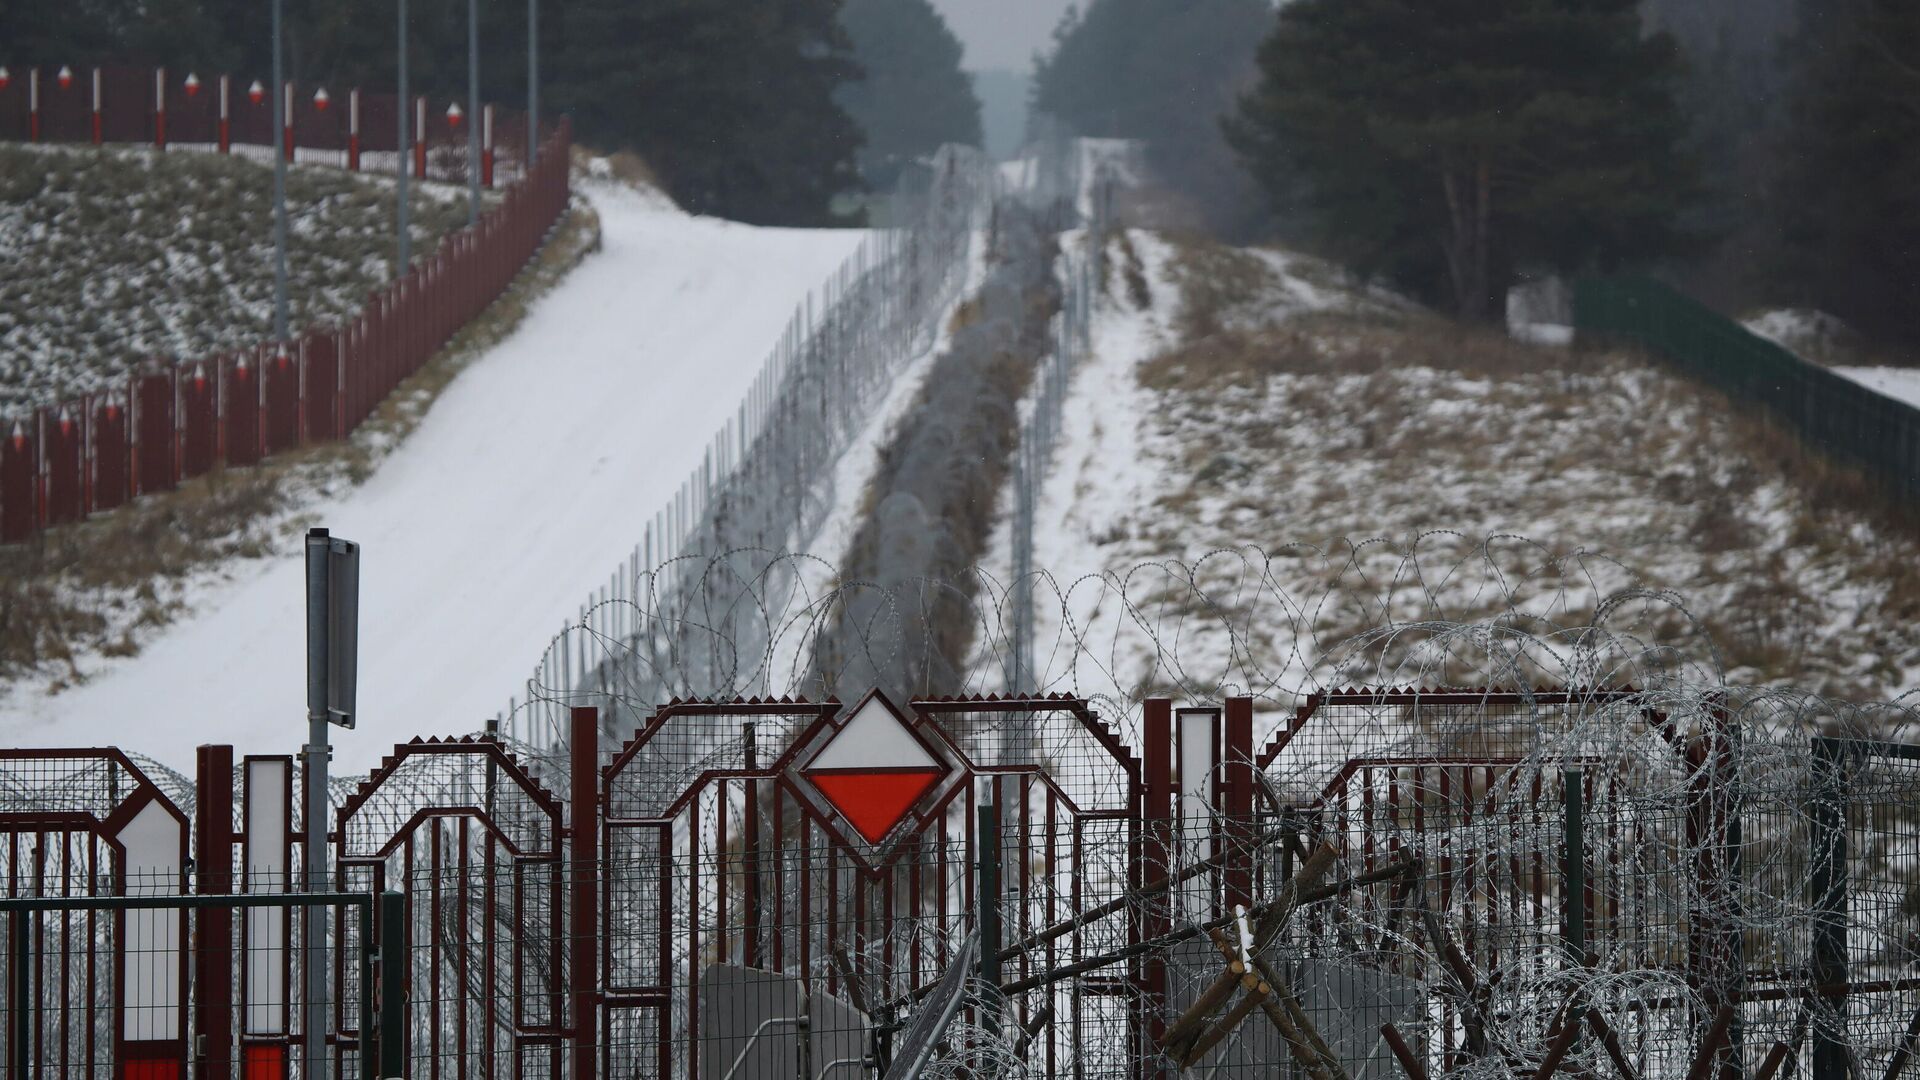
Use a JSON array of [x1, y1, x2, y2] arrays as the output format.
[[928, 0, 1078, 72]]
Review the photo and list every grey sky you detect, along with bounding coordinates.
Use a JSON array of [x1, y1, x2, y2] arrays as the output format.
[[928, 0, 1078, 72]]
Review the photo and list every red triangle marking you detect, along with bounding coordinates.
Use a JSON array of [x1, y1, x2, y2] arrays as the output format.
[[809, 770, 942, 843]]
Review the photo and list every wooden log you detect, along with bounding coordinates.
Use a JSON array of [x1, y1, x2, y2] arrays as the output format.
[[1685, 1004, 1737, 1080], [1275, 978, 1354, 1080], [1158, 929, 1251, 1053], [1585, 1009, 1642, 1080], [1752, 1042, 1796, 1080], [1884, 1000, 1920, 1080], [1159, 846, 1338, 1053], [1012, 1005, 1054, 1059], [1381, 1023, 1430, 1080], [1205, 916, 1353, 1080], [1180, 983, 1269, 1067], [1534, 1013, 1584, 1080]]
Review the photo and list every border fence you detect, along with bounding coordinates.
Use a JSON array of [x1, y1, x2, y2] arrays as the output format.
[[501, 144, 1000, 750], [1573, 276, 1920, 503], [0, 63, 574, 544], [5, 684, 1920, 1080], [0, 64, 535, 183]]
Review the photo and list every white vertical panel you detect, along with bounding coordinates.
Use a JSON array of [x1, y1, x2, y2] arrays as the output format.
[[1177, 707, 1219, 918], [245, 759, 291, 1035], [117, 799, 184, 1040]]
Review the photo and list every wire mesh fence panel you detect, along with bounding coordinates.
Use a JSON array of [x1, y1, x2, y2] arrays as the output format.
[[333, 738, 566, 1080], [9, 595, 1920, 1080]]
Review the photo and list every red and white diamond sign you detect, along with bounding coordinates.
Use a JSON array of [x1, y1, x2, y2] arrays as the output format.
[[804, 694, 945, 843]]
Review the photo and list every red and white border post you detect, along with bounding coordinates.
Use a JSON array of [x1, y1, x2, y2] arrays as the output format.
[[27, 67, 38, 142], [91, 67, 103, 144], [413, 96, 427, 179], [282, 81, 294, 161], [482, 103, 495, 188], [242, 756, 294, 1080], [219, 74, 231, 153], [347, 88, 360, 171]]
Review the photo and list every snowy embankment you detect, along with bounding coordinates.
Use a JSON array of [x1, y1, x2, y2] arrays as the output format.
[[1834, 367, 1920, 411], [972, 229, 1920, 731], [0, 142, 476, 412], [0, 177, 865, 774], [1741, 308, 1920, 409]]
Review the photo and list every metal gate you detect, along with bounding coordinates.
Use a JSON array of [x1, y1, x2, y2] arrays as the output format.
[[595, 691, 1144, 1080], [0, 750, 190, 1080], [333, 737, 567, 1080]]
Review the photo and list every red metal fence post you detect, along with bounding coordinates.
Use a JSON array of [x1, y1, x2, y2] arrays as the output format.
[[0, 417, 38, 542], [569, 707, 600, 1080], [1141, 699, 1173, 1076], [1223, 698, 1254, 912], [43, 405, 83, 525], [195, 745, 236, 1080], [92, 394, 129, 513]]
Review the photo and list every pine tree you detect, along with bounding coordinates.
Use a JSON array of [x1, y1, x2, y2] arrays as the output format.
[[1772, 0, 1920, 348], [550, 0, 864, 225], [1228, 0, 1696, 320], [1032, 0, 1273, 235], [837, 0, 982, 190]]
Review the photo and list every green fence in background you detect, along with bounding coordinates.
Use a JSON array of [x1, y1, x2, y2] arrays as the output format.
[[1574, 275, 1920, 502]]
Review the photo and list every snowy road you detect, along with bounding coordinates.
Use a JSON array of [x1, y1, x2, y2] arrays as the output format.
[[0, 180, 865, 774]]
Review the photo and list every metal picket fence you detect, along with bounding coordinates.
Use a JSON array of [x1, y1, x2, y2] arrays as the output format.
[[1573, 276, 1920, 503], [0, 87, 573, 544], [0, 64, 536, 182]]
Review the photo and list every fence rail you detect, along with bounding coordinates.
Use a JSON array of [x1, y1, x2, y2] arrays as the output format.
[[0, 66, 574, 544], [1573, 275, 1920, 503], [0, 64, 537, 182], [6, 688, 1920, 1079]]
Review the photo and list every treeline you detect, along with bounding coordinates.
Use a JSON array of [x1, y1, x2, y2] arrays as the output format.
[[0, 0, 983, 227], [1034, 0, 1920, 347]]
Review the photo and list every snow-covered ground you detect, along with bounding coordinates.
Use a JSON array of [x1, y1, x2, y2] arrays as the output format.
[[1743, 309, 1920, 410], [0, 178, 865, 774], [1836, 366, 1920, 411], [970, 229, 1920, 738], [0, 142, 478, 412]]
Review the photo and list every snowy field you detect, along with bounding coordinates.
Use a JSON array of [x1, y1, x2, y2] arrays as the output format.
[[971, 229, 1920, 732], [0, 177, 865, 773]]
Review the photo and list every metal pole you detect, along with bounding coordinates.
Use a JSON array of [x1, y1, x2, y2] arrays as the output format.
[[396, 0, 411, 272], [271, 0, 289, 340], [9, 912, 27, 1080], [977, 802, 1002, 1037], [1562, 768, 1585, 961], [569, 707, 599, 1080], [467, 0, 481, 225], [795, 985, 812, 1080], [527, 0, 538, 165], [378, 891, 407, 1079], [303, 528, 333, 1080], [358, 901, 376, 1080], [1811, 737, 1849, 1080]]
